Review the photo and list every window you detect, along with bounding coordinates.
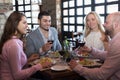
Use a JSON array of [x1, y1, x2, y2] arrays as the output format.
[[61, 0, 120, 33], [13, 0, 42, 30]]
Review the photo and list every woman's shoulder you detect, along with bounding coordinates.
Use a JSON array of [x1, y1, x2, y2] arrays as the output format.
[[8, 38, 20, 42], [4, 38, 22, 47]]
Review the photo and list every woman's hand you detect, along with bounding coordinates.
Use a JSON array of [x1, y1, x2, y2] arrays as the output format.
[[27, 54, 39, 63]]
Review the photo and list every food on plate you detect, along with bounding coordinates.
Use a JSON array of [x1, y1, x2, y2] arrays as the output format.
[[50, 51, 61, 58], [36, 57, 53, 65], [79, 59, 94, 66], [81, 52, 89, 57], [77, 51, 89, 57]]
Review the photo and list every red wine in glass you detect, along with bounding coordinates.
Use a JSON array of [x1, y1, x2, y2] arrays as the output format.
[[78, 41, 85, 47]]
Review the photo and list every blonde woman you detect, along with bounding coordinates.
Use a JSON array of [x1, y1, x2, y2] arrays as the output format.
[[84, 11, 109, 50]]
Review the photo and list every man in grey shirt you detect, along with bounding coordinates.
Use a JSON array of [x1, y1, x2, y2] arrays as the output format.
[[25, 11, 62, 62]]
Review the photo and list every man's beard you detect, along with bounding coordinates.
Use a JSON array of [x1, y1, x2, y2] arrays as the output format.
[[105, 29, 112, 38], [40, 26, 49, 31], [105, 30, 109, 35]]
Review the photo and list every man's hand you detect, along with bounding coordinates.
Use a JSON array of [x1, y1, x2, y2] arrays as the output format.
[[42, 42, 53, 52], [77, 46, 92, 55], [81, 46, 92, 53], [68, 60, 78, 69]]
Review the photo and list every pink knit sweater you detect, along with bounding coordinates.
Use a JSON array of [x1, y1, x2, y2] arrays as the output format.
[[0, 36, 42, 80]]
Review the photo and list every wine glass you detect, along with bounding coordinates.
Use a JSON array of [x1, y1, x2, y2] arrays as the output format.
[[78, 35, 86, 47], [47, 35, 54, 53], [59, 50, 71, 63], [48, 35, 54, 44], [78, 40, 85, 47]]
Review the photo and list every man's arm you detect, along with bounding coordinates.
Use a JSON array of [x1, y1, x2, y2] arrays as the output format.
[[25, 35, 36, 58], [90, 47, 108, 60]]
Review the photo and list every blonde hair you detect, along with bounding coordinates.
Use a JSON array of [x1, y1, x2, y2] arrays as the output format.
[[84, 11, 105, 37]]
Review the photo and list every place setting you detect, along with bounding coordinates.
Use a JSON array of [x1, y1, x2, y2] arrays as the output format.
[[30, 51, 71, 71], [49, 51, 71, 71]]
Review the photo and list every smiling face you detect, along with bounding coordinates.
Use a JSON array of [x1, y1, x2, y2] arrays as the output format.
[[39, 16, 51, 31], [86, 14, 99, 31], [17, 16, 28, 35]]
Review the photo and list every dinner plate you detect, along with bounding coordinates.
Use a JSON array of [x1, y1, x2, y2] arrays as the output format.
[[78, 59, 102, 68], [51, 65, 68, 71], [32, 58, 56, 65]]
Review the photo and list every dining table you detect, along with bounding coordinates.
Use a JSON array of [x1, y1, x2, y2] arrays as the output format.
[[29, 51, 102, 80], [31, 67, 87, 80]]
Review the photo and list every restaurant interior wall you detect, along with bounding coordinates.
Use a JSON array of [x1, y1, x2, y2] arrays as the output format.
[[61, 0, 120, 35], [12, 0, 60, 31], [0, 0, 62, 42], [0, 0, 13, 39]]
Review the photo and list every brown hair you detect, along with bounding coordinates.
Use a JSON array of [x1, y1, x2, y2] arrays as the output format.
[[0, 11, 26, 54]]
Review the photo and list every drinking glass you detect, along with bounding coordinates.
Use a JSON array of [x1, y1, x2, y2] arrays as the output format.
[[47, 35, 54, 55], [78, 35, 86, 47], [59, 50, 72, 63], [48, 35, 54, 44]]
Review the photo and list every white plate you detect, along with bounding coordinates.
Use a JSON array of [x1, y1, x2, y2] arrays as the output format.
[[78, 59, 102, 67], [32, 58, 56, 65], [51, 65, 68, 71]]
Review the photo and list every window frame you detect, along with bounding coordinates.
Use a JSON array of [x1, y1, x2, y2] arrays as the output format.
[[61, 0, 120, 33], [13, 0, 41, 30]]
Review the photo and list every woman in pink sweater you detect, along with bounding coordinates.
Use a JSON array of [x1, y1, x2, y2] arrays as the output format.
[[0, 11, 51, 80]]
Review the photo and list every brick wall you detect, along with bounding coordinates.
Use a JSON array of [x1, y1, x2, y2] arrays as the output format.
[[42, 0, 57, 27], [0, 0, 13, 38]]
